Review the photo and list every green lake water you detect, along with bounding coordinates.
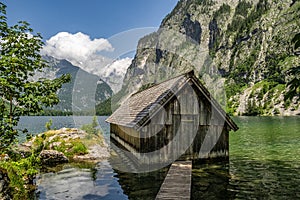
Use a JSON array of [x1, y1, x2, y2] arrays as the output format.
[[16, 116, 300, 199], [192, 116, 300, 199]]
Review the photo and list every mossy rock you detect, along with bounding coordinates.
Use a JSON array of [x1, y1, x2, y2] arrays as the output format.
[[19, 128, 109, 165]]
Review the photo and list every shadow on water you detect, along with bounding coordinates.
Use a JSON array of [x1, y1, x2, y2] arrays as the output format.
[[35, 159, 169, 200], [113, 167, 169, 200], [192, 160, 232, 200], [191, 158, 300, 200]]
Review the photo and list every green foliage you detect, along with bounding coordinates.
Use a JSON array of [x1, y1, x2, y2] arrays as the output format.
[[283, 33, 300, 100], [96, 98, 112, 115], [273, 108, 280, 115], [285, 66, 300, 100], [70, 141, 88, 156], [227, 0, 269, 38], [225, 81, 246, 99], [226, 99, 238, 116], [91, 115, 98, 129], [96, 87, 127, 115], [245, 99, 263, 116], [0, 3, 71, 152], [45, 119, 53, 131], [196, 0, 214, 6], [53, 139, 88, 158], [292, 33, 300, 49], [39, 109, 73, 116], [213, 3, 231, 20], [284, 98, 291, 109], [81, 116, 99, 135], [0, 153, 40, 199]]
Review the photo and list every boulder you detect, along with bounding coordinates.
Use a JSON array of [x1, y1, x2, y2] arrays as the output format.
[[17, 127, 110, 165], [39, 150, 69, 165]]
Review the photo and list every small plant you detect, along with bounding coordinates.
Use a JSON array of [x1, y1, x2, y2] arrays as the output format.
[[52, 139, 88, 158], [45, 119, 53, 131], [71, 141, 88, 155], [81, 116, 99, 135]]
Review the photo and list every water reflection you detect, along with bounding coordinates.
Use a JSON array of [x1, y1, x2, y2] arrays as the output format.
[[36, 161, 127, 200], [229, 158, 300, 199], [192, 161, 234, 200], [36, 159, 169, 200], [191, 158, 300, 199], [114, 167, 169, 200], [20, 116, 300, 199]]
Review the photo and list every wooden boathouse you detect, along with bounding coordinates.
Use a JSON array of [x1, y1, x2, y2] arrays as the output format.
[[106, 70, 238, 164]]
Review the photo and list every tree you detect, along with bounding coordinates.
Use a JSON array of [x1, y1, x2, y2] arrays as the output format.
[[284, 33, 300, 100], [0, 3, 71, 152]]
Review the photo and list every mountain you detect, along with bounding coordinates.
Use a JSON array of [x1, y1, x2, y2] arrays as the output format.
[[117, 0, 300, 116], [36, 56, 113, 114]]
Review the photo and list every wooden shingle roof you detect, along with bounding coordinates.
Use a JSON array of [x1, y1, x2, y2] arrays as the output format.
[[106, 71, 238, 131]]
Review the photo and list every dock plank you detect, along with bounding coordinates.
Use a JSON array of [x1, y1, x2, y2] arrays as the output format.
[[156, 161, 192, 200]]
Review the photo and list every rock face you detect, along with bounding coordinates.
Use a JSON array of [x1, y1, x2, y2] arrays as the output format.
[[37, 56, 113, 113], [119, 0, 300, 116]]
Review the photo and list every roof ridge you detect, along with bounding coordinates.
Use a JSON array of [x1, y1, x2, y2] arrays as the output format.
[[131, 70, 194, 96]]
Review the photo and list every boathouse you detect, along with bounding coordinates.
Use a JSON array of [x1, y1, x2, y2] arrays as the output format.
[[106, 70, 238, 163]]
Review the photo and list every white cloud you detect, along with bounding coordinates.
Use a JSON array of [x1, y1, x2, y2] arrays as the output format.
[[103, 58, 132, 78], [42, 32, 133, 93], [42, 32, 113, 67], [101, 58, 132, 93]]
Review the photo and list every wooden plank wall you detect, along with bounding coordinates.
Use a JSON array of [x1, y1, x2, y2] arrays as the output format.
[[110, 81, 230, 162]]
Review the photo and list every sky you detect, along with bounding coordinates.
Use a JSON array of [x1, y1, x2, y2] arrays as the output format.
[[3, 0, 178, 40], [1, 1, 179, 90]]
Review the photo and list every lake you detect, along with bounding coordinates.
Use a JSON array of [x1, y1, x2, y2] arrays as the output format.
[[16, 116, 300, 199]]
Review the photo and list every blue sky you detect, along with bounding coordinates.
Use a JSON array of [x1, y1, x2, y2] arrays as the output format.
[[2, 1, 179, 89], [3, 0, 178, 40]]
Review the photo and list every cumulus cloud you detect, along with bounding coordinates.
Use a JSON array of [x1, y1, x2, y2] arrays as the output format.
[[42, 32, 132, 92], [42, 32, 113, 66]]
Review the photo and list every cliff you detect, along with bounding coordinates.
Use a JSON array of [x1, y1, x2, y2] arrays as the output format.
[[120, 0, 300, 116]]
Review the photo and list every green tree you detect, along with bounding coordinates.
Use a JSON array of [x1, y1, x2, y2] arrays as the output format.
[[285, 33, 300, 100], [0, 3, 71, 152]]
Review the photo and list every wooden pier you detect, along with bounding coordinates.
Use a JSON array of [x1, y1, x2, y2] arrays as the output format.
[[156, 161, 192, 200]]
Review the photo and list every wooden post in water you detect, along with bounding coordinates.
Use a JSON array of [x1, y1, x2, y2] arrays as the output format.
[[156, 160, 192, 200]]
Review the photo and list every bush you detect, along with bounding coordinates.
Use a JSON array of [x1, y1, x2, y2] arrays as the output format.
[[45, 119, 53, 131], [0, 154, 40, 199], [81, 116, 99, 135]]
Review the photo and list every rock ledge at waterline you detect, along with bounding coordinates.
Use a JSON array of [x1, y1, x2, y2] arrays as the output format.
[[17, 128, 110, 164]]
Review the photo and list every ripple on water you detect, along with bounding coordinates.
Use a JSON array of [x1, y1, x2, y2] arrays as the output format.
[[36, 161, 127, 200]]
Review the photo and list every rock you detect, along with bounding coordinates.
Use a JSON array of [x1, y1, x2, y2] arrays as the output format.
[[73, 144, 110, 163], [49, 142, 62, 149], [120, 0, 300, 116], [39, 150, 69, 165], [0, 168, 11, 200], [0, 154, 10, 162], [14, 144, 32, 158], [17, 127, 109, 165]]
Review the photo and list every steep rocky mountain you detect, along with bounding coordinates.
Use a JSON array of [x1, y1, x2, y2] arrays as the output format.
[[36, 56, 113, 114], [119, 0, 300, 116]]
